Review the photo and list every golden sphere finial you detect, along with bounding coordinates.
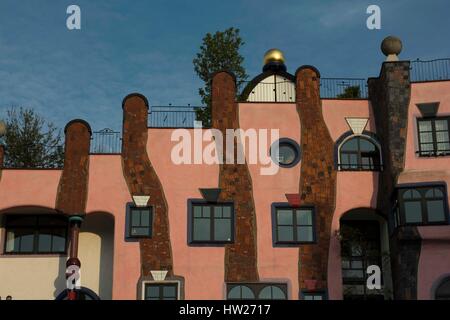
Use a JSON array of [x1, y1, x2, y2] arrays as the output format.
[[263, 48, 285, 65]]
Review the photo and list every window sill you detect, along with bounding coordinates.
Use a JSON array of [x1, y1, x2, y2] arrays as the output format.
[[0, 252, 67, 258], [188, 241, 234, 247]]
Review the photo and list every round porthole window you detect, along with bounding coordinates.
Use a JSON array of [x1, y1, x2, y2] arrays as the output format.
[[270, 138, 301, 168]]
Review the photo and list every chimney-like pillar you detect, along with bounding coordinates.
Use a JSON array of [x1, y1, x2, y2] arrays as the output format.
[[211, 71, 259, 282], [56, 119, 91, 300], [295, 66, 337, 297], [368, 36, 415, 299]]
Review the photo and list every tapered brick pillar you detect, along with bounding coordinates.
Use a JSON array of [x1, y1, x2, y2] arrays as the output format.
[[56, 119, 91, 300], [211, 71, 259, 282], [56, 119, 91, 215], [121, 93, 174, 276], [295, 66, 337, 296], [0, 145, 4, 179], [368, 61, 415, 299]]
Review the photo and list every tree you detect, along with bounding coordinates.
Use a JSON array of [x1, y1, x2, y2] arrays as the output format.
[[2, 107, 64, 168], [337, 85, 361, 99], [193, 27, 248, 126]]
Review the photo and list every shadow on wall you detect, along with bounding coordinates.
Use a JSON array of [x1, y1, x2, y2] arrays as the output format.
[[54, 212, 115, 299]]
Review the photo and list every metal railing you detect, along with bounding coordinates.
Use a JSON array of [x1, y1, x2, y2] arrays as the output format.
[[148, 106, 204, 128], [320, 78, 368, 99], [90, 128, 122, 154], [410, 58, 450, 82]]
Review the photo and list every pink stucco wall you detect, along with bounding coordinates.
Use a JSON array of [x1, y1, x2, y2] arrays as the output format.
[[239, 103, 301, 299], [147, 128, 222, 299], [401, 81, 450, 299], [0, 169, 61, 211], [85, 155, 138, 300], [322, 99, 375, 141]]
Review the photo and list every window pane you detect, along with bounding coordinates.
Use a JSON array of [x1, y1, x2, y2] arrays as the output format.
[[193, 206, 202, 218], [278, 144, 296, 165], [296, 209, 312, 225], [140, 210, 151, 227], [277, 210, 293, 225], [52, 228, 66, 252], [146, 285, 159, 298], [427, 200, 446, 222], [435, 120, 448, 131], [131, 210, 140, 227], [420, 132, 433, 143], [425, 188, 444, 199], [341, 138, 358, 151], [214, 206, 223, 218], [222, 206, 231, 218], [131, 226, 149, 237], [437, 142, 450, 152], [351, 260, 363, 269], [19, 230, 34, 253], [277, 226, 294, 242], [343, 269, 364, 279], [436, 131, 449, 143], [259, 286, 286, 300], [214, 219, 231, 241], [193, 218, 210, 241], [360, 139, 376, 152], [404, 202, 423, 223], [38, 231, 52, 252], [419, 121, 432, 132], [349, 154, 358, 168], [163, 285, 177, 298], [228, 286, 254, 300], [297, 226, 314, 242], [202, 206, 211, 218], [402, 189, 421, 200]]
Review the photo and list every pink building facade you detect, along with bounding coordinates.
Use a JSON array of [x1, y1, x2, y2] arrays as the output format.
[[0, 40, 449, 300]]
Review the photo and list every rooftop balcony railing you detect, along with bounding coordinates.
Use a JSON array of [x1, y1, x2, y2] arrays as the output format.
[[410, 58, 450, 82], [320, 78, 368, 99], [90, 128, 122, 154], [148, 105, 204, 128]]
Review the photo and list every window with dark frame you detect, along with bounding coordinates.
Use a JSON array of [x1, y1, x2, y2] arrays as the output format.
[[190, 202, 234, 244], [4, 215, 68, 254], [128, 206, 152, 238], [274, 206, 315, 244], [302, 291, 327, 300], [396, 186, 448, 226], [144, 283, 178, 300], [338, 136, 381, 171], [417, 117, 450, 157], [227, 283, 287, 300]]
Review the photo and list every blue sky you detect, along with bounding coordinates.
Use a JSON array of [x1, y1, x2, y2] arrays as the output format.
[[0, 0, 449, 131]]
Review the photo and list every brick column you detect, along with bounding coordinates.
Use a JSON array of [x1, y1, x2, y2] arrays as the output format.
[[56, 119, 91, 300], [295, 66, 337, 296], [211, 71, 259, 282], [0, 144, 4, 180], [368, 61, 417, 299], [56, 119, 91, 215], [121, 93, 174, 276]]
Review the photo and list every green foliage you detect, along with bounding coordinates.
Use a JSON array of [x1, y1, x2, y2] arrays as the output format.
[[3, 107, 64, 168], [193, 27, 248, 126], [337, 86, 361, 99]]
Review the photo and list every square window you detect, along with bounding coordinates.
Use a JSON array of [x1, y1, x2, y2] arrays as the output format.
[[274, 206, 315, 245], [127, 205, 152, 239], [418, 117, 450, 156], [302, 291, 327, 300], [189, 202, 234, 245], [144, 283, 178, 300], [397, 186, 449, 227]]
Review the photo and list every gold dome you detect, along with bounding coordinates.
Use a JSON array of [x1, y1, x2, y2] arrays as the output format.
[[263, 48, 285, 65]]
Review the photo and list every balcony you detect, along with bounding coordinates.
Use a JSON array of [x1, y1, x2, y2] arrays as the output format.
[[410, 58, 450, 82], [148, 105, 203, 128]]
